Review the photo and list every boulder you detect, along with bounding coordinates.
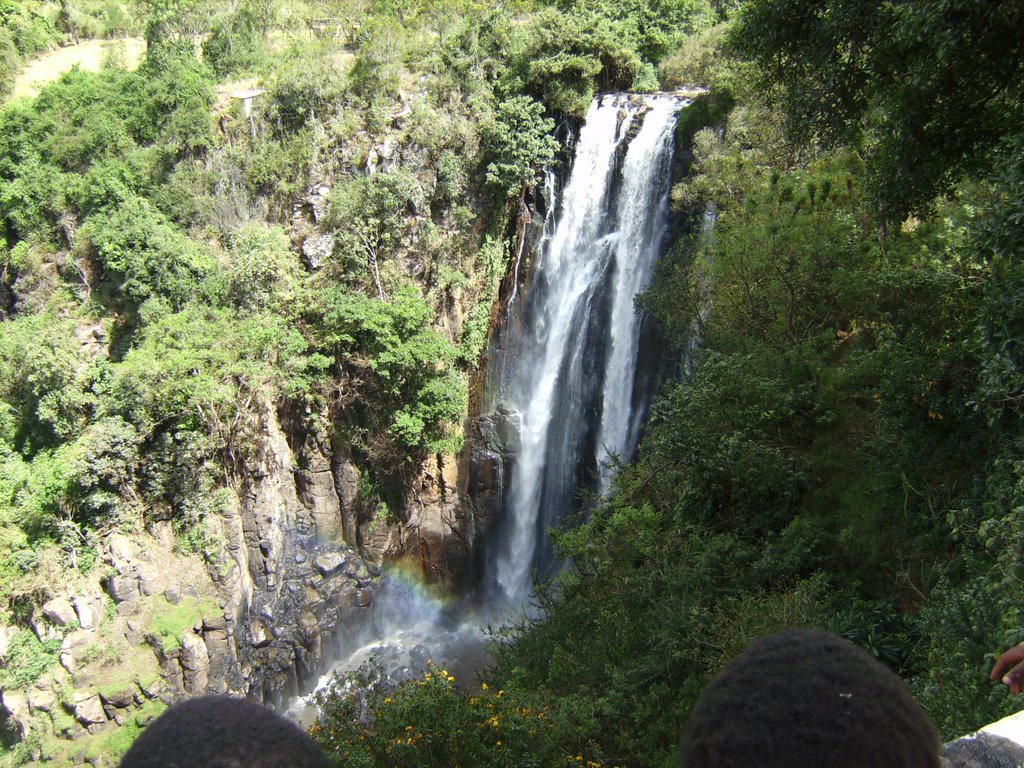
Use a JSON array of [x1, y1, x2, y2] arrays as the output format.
[[138, 569, 164, 597], [1, 689, 30, 736], [27, 687, 56, 713], [140, 678, 163, 700], [179, 632, 210, 694], [72, 596, 98, 630], [72, 693, 107, 726], [60, 629, 95, 674], [249, 619, 272, 648], [106, 574, 140, 604], [42, 597, 78, 627], [313, 553, 345, 577], [301, 233, 334, 270], [297, 611, 318, 636], [107, 534, 135, 569], [99, 687, 136, 710]]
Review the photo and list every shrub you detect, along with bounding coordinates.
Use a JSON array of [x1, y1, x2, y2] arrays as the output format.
[[312, 663, 603, 768], [0, 629, 61, 690], [482, 96, 557, 200], [0, 26, 19, 101], [79, 195, 215, 307], [266, 47, 348, 134]]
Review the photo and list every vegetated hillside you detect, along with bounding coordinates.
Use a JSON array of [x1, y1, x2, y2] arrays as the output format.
[[480, 1, 1024, 765]]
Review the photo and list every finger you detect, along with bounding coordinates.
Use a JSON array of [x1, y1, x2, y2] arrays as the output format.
[[1001, 658, 1024, 691], [992, 644, 1024, 680]]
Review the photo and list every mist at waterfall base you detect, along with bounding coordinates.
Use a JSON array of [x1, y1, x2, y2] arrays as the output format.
[[294, 93, 689, 713]]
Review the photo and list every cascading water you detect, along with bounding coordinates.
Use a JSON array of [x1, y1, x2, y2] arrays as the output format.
[[483, 93, 686, 605], [296, 94, 687, 714]]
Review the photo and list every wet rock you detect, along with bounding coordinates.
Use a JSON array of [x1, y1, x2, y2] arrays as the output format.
[[304, 586, 323, 607], [296, 448, 345, 539], [297, 611, 318, 636], [250, 619, 272, 648]]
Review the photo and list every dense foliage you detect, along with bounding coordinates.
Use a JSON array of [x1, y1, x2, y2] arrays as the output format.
[[312, 663, 604, 768], [481, 3, 1024, 765]]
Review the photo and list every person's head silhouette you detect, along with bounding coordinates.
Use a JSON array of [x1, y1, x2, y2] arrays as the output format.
[[118, 695, 330, 768], [680, 629, 940, 768]]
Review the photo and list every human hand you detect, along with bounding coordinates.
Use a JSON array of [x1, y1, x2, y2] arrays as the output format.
[[992, 642, 1024, 694]]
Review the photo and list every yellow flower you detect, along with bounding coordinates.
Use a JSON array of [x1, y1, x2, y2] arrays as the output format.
[[481, 682, 488, 690]]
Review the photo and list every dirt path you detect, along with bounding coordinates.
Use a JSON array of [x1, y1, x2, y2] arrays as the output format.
[[12, 37, 146, 100]]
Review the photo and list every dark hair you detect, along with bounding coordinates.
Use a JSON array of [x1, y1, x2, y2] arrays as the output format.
[[679, 629, 940, 768], [118, 695, 331, 768]]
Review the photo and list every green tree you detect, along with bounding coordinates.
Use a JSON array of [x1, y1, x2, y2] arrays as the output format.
[[0, 26, 19, 101], [482, 96, 558, 200], [223, 223, 299, 311], [136, 0, 210, 49], [78, 195, 215, 307], [330, 171, 418, 299], [510, 8, 647, 115], [731, 0, 1024, 220], [317, 283, 466, 457]]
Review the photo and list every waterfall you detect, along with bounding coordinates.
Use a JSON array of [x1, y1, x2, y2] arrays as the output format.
[[297, 95, 686, 713], [485, 94, 686, 605]]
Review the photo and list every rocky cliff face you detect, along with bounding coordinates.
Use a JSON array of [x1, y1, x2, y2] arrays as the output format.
[[0, 400, 386, 764], [1, 222, 494, 768]]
